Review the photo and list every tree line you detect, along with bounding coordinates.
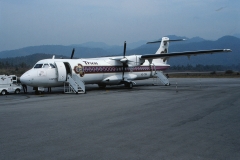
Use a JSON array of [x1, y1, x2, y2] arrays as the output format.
[[0, 61, 30, 68], [0, 53, 68, 68]]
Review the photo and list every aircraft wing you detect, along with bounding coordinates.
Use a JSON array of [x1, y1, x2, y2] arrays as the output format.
[[110, 57, 122, 60], [141, 49, 232, 59]]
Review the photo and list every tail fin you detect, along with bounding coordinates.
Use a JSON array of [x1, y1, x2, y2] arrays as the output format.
[[147, 37, 185, 63], [147, 37, 186, 54], [156, 37, 169, 54]]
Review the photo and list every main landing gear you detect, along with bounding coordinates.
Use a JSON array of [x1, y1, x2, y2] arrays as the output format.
[[124, 82, 133, 89]]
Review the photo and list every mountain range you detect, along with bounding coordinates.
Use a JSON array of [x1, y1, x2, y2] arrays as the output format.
[[0, 35, 239, 66]]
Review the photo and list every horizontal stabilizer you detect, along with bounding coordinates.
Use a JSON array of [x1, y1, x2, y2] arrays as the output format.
[[147, 39, 186, 44]]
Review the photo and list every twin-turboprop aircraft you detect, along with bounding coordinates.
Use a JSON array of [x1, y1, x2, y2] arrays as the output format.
[[20, 37, 231, 94]]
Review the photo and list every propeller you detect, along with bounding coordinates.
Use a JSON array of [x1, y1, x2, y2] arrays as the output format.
[[122, 41, 127, 81], [70, 48, 75, 59]]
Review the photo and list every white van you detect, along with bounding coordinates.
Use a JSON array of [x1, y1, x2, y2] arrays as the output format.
[[0, 75, 22, 95]]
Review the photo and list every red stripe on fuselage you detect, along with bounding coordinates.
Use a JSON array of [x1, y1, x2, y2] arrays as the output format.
[[82, 65, 169, 74]]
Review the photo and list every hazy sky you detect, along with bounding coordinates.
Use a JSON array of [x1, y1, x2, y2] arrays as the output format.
[[0, 0, 239, 51]]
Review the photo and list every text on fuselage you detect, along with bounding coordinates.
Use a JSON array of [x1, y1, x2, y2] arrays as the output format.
[[83, 61, 98, 65]]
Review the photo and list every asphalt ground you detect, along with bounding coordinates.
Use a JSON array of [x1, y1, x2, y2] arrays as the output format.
[[0, 78, 240, 160]]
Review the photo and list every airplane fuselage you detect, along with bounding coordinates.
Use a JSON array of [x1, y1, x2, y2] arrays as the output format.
[[20, 55, 170, 88]]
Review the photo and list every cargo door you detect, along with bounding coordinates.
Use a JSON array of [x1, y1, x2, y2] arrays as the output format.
[[55, 62, 67, 81]]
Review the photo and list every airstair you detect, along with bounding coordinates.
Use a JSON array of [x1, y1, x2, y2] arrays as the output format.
[[151, 64, 170, 86], [64, 74, 85, 94], [155, 71, 170, 86]]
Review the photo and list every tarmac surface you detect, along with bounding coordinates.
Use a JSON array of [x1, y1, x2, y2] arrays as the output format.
[[1, 78, 240, 160]]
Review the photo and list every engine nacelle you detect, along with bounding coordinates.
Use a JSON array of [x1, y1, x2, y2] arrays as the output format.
[[125, 55, 145, 67]]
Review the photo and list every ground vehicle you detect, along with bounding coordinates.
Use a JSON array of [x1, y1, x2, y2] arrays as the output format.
[[0, 75, 22, 95]]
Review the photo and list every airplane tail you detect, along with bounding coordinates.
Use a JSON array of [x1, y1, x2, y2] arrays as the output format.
[[147, 37, 185, 64], [155, 37, 170, 55]]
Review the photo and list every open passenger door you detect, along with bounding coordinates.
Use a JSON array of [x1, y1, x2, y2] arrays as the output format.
[[55, 62, 67, 81]]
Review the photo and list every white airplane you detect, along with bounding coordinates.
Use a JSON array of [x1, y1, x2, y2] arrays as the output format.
[[20, 37, 231, 94]]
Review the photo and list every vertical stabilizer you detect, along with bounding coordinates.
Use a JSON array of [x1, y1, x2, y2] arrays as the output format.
[[155, 37, 169, 54], [151, 37, 169, 64], [147, 37, 185, 64]]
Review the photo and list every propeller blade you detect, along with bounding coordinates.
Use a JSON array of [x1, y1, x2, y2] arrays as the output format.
[[71, 48, 75, 59], [122, 64, 125, 81], [123, 41, 126, 58], [122, 41, 126, 81]]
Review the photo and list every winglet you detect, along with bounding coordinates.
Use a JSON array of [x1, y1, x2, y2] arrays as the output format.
[[224, 49, 232, 52]]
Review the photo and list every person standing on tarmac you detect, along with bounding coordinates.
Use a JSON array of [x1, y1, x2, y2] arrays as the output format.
[[22, 84, 27, 93], [18, 77, 27, 93]]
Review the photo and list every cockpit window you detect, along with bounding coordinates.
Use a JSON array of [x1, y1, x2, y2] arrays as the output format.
[[43, 63, 50, 68], [50, 63, 56, 68], [34, 64, 43, 68]]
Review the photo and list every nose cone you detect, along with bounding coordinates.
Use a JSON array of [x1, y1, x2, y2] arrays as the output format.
[[20, 71, 31, 85]]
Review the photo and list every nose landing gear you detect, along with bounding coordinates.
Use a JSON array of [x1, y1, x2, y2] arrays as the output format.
[[33, 87, 44, 95]]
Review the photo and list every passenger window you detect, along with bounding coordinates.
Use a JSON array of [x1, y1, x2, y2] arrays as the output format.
[[34, 64, 43, 68], [43, 64, 50, 68], [50, 63, 56, 68]]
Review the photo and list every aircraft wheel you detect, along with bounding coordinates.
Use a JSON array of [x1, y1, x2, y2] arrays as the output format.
[[129, 82, 133, 89], [15, 89, 20, 94], [125, 82, 133, 89], [35, 90, 42, 95], [1, 90, 7, 95], [98, 84, 106, 89]]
